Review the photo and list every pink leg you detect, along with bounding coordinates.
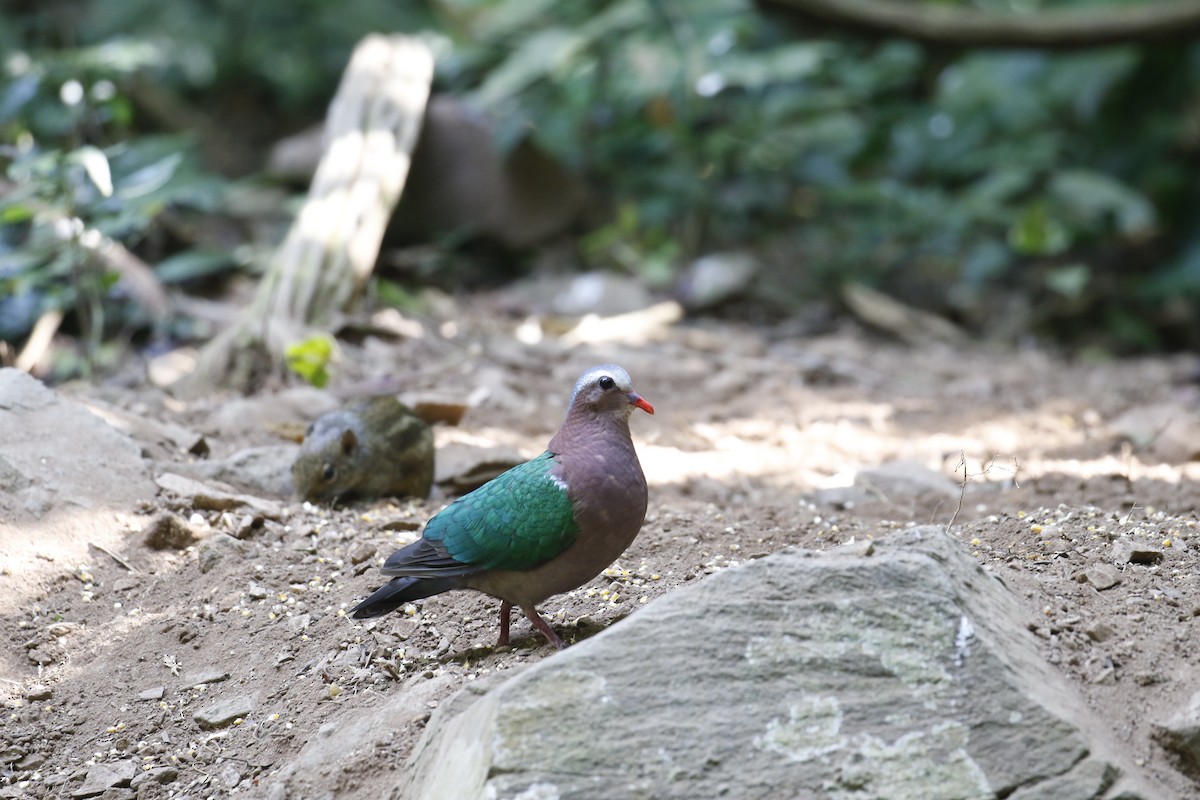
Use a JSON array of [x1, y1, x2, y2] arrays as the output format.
[[497, 600, 512, 646], [524, 606, 565, 650]]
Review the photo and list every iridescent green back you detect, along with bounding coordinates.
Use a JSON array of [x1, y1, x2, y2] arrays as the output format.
[[424, 451, 578, 571]]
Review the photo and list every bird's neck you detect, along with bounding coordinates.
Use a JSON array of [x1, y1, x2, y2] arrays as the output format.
[[548, 409, 633, 455]]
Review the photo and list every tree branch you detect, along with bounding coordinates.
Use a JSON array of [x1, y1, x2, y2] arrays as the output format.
[[759, 0, 1200, 48]]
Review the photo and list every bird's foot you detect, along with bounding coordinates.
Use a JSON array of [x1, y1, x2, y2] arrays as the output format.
[[526, 607, 566, 650], [493, 602, 565, 649]]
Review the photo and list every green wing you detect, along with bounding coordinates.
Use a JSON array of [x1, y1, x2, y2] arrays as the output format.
[[423, 451, 579, 572]]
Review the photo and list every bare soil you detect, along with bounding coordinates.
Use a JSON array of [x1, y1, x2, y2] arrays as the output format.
[[2, 295, 1200, 799]]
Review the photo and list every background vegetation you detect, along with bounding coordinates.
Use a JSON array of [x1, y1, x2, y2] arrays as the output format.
[[4, 0, 1200, 377]]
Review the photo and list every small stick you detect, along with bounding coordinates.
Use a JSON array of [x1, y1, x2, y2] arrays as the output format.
[[88, 542, 139, 573]]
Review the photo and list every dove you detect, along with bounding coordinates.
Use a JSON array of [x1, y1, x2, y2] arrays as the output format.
[[351, 364, 653, 649]]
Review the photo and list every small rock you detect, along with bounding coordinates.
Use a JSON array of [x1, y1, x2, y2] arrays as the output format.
[[855, 459, 961, 500], [1111, 539, 1133, 565], [156, 444, 297, 497], [1040, 538, 1072, 554], [155, 472, 283, 519], [130, 767, 178, 788], [197, 535, 245, 574], [219, 764, 242, 789], [27, 647, 56, 666], [266, 781, 289, 800], [72, 760, 135, 797], [25, 684, 51, 701], [833, 538, 875, 557], [182, 670, 230, 689], [1152, 690, 1200, 776], [411, 398, 468, 427], [1084, 564, 1121, 590], [143, 512, 200, 550], [348, 542, 376, 565], [138, 687, 164, 701], [48, 621, 80, 637], [233, 513, 265, 540], [1111, 538, 1163, 566], [676, 252, 759, 311], [193, 694, 256, 729], [112, 576, 140, 592], [1133, 671, 1165, 687], [248, 582, 270, 600], [287, 614, 311, 634], [1109, 403, 1200, 463], [1085, 622, 1115, 643], [17, 752, 45, 770], [1130, 547, 1164, 565]]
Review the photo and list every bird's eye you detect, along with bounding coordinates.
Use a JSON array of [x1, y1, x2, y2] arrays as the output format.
[[598, 375, 616, 391], [322, 464, 336, 481]]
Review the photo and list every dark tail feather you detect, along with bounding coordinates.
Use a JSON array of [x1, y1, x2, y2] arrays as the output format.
[[350, 575, 461, 619]]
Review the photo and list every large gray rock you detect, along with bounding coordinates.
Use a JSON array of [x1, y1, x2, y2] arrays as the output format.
[[397, 528, 1161, 800], [0, 369, 152, 518], [0, 369, 157, 619]]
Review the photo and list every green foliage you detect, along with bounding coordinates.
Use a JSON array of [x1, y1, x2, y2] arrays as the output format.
[[284, 334, 336, 388], [4, 0, 1200, 358], [435, 0, 1198, 350], [0, 0, 434, 367], [0, 132, 226, 350]]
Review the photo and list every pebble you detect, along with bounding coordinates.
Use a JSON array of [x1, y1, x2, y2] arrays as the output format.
[[1111, 539, 1164, 566], [348, 542, 377, 565], [138, 687, 164, 701], [72, 760, 135, 797], [17, 752, 45, 770], [1083, 564, 1121, 591], [183, 670, 230, 689], [219, 764, 243, 789], [193, 694, 256, 729], [130, 766, 178, 788], [1085, 622, 1115, 643], [25, 684, 51, 701], [1152, 690, 1200, 770]]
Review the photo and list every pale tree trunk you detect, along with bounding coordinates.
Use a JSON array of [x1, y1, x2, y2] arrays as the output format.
[[176, 34, 433, 397]]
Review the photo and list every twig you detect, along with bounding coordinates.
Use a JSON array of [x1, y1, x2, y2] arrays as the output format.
[[944, 451, 1019, 534], [88, 542, 140, 573], [15, 309, 64, 373], [945, 451, 969, 534]]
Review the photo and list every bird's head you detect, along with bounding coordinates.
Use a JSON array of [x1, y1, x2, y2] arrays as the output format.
[[568, 364, 654, 418]]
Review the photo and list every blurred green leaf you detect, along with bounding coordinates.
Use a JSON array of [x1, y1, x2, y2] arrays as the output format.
[[285, 334, 336, 388], [1009, 203, 1070, 257]]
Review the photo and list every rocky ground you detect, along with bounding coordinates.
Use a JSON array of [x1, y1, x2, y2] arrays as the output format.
[[2, 291, 1199, 798]]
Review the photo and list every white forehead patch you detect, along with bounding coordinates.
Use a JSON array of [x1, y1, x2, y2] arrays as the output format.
[[569, 364, 632, 407]]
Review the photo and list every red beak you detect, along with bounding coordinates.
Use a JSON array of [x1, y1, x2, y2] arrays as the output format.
[[628, 392, 654, 415]]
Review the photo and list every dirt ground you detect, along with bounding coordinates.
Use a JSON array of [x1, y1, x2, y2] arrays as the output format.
[[2, 293, 1200, 799]]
